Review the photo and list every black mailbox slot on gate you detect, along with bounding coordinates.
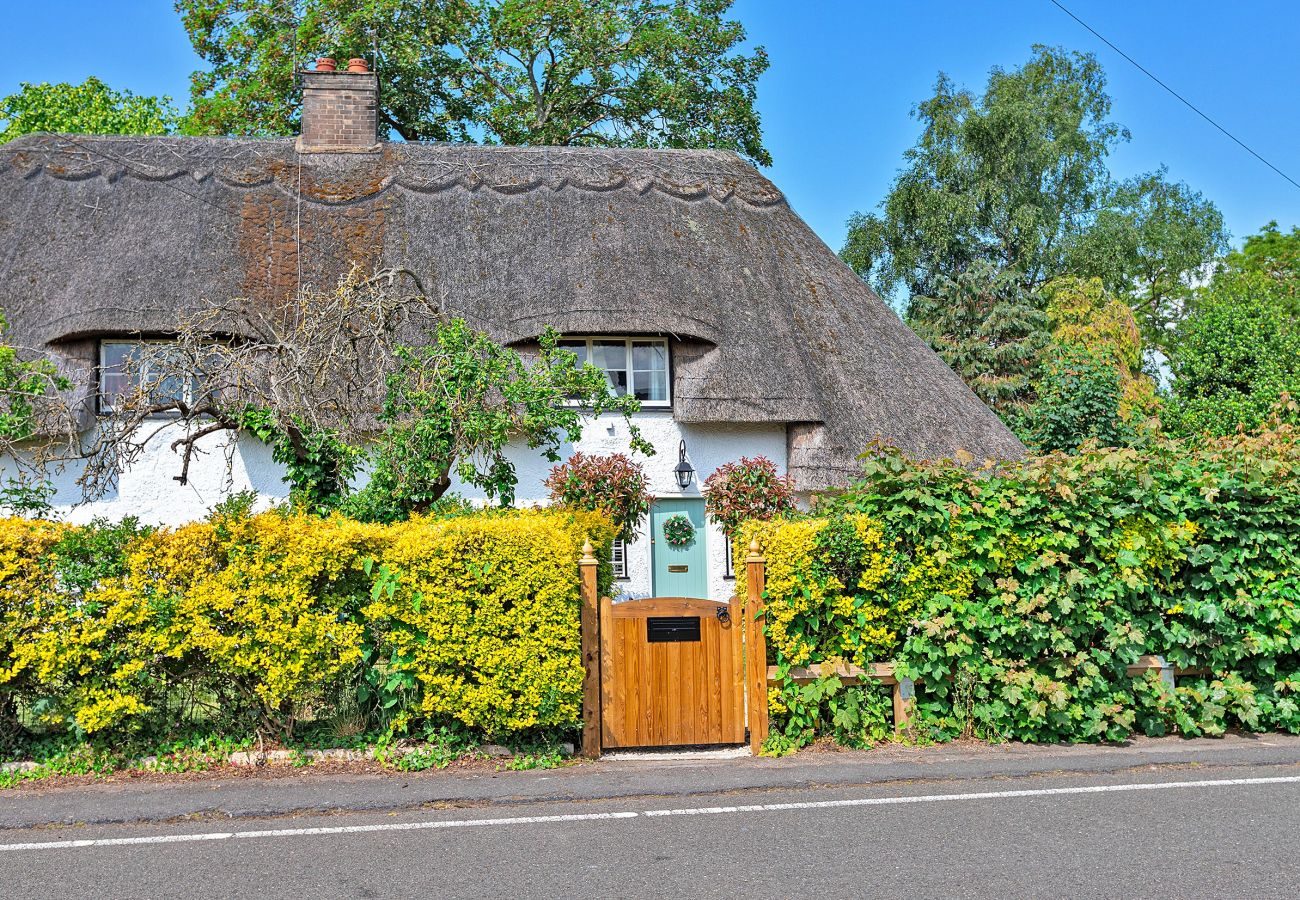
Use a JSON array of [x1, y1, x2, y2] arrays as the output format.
[[647, 616, 701, 643]]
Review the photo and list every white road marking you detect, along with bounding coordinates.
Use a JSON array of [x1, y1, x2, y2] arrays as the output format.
[[641, 775, 1300, 816], [3, 775, 1299, 852]]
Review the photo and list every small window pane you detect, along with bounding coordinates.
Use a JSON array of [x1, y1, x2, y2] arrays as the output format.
[[611, 539, 628, 579], [154, 373, 190, 407], [99, 342, 137, 410], [632, 341, 667, 370], [592, 340, 626, 370], [633, 370, 667, 402], [593, 340, 629, 395], [558, 340, 588, 365], [99, 340, 203, 414]]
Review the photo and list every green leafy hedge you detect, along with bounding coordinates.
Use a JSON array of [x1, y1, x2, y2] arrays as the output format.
[[751, 424, 1300, 749]]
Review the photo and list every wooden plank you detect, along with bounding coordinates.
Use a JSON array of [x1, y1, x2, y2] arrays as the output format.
[[766, 662, 897, 686], [717, 606, 733, 744], [665, 639, 682, 745], [598, 594, 616, 748], [579, 545, 601, 758], [651, 641, 668, 747], [776, 659, 1208, 685], [628, 619, 646, 747], [705, 612, 722, 743], [609, 597, 728, 618], [694, 618, 710, 743], [1125, 654, 1166, 677], [683, 637, 698, 744], [726, 593, 745, 743]]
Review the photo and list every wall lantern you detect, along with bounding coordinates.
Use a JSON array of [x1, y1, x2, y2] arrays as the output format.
[[673, 439, 695, 490]]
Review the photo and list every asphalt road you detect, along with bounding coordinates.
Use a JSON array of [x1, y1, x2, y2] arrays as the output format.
[[3, 763, 1299, 898]]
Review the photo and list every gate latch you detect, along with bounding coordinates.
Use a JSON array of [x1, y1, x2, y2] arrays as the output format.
[[716, 607, 731, 624]]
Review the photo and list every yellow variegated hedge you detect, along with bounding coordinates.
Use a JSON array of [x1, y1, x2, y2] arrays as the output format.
[[370, 509, 612, 737], [735, 515, 943, 670], [0, 508, 612, 745], [732, 514, 949, 752]]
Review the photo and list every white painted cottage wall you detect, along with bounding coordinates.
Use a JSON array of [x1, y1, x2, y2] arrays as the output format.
[[451, 410, 788, 603], [3, 424, 290, 526], [6, 410, 788, 602]]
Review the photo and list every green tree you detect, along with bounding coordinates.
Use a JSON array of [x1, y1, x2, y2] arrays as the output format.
[[1218, 221, 1300, 310], [237, 409, 362, 514], [1168, 272, 1300, 436], [1063, 170, 1227, 347], [0, 78, 178, 143], [1026, 343, 1132, 453], [908, 261, 1050, 432], [354, 321, 653, 518], [842, 45, 1224, 349], [1042, 276, 1160, 425], [0, 311, 71, 515], [177, 0, 771, 165], [842, 46, 1126, 302]]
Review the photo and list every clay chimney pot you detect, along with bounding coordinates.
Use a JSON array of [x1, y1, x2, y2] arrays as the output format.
[[315, 57, 337, 72], [346, 58, 369, 73]]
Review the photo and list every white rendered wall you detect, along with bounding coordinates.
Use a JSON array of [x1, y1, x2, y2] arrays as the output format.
[[5, 410, 788, 601], [2, 423, 289, 526], [450, 410, 788, 602]]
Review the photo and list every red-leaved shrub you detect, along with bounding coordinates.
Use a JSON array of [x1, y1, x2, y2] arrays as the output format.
[[545, 452, 651, 539], [703, 456, 795, 535]]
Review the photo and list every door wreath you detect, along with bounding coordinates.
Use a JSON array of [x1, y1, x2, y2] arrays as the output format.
[[662, 513, 697, 548]]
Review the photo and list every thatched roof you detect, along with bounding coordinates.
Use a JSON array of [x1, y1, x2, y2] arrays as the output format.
[[0, 134, 1023, 489]]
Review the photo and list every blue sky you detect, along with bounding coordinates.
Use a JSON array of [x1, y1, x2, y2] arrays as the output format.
[[3, 1, 1297, 253]]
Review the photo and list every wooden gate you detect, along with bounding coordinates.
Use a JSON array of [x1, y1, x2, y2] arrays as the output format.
[[597, 595, 745, 749]]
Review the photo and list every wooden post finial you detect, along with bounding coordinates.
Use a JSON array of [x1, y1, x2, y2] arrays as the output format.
[[580, 538, 596, 563], [746, 537, 763, 562]]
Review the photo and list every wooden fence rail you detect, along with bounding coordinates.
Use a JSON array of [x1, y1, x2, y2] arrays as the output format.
[[765, 662, 916, 739]]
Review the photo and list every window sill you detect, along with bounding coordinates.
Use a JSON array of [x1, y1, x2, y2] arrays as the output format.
[[565, 402, 673, 411]]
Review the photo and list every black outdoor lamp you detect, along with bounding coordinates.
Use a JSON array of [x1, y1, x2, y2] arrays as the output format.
[[673, 439, 695, 490]]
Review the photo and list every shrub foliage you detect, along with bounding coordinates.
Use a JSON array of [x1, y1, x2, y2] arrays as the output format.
[[545, 452, 651, 540], [747, 425, 1300, 750], [703, 455, 796, 536], [0, 507, 612, 752]]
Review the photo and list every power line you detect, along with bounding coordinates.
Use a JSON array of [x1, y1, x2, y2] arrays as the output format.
[[1047, 0, 1300, 195]]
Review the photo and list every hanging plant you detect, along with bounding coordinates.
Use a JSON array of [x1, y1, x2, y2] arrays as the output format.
[[662, 513, 696, 548]]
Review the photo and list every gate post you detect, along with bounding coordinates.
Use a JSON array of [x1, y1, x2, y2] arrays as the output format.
[[745, 538, 769, 754], [579, 539, 602, 758]]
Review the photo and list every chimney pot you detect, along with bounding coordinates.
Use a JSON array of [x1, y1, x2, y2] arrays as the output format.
[[315, 57, 337, 72], [347, 58, 369, 74]]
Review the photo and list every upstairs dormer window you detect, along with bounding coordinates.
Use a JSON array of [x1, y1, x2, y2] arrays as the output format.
[[557, 337, 669, 407], [99, 340, 203, 414]]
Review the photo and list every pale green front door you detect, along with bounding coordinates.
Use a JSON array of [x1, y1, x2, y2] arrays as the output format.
[[651, 498, 708, 599]]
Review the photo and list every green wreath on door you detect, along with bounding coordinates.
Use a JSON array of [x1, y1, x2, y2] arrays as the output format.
[[661, 513, 697, 548]]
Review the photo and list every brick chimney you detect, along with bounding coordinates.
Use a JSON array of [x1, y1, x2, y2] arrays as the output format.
[[297, 58, 379, 153]]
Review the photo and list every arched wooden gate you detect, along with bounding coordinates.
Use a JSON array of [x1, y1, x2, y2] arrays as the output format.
[[578, 540, 766, 756], [597, 595, 745, 748]]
